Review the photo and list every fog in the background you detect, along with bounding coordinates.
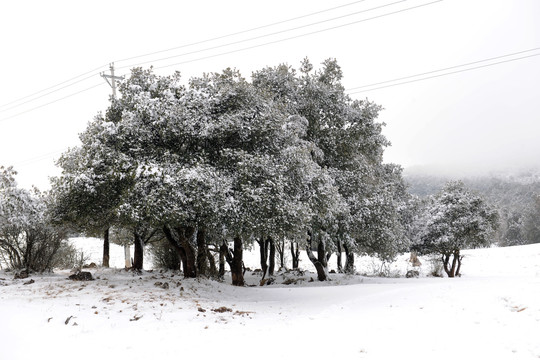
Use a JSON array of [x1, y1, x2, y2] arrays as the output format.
[[1, 0, 539, 188]]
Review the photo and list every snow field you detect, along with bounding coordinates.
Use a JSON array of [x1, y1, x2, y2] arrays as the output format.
[[1, 240, 539, 360]]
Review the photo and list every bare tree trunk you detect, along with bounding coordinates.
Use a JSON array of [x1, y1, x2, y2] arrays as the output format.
[[132, 231, 144, 271], [207, 247, 218, 277], [124, 244, 131, 268], [257, 237, 268, 280], [163, 225, 187, 275], [455, 251, 463, 277], [268, 237, 276, 276], [276, 238, 285, 270], [219, 242, 228, 279], [291, 240, 300, 269], [336, 239, 343, 273], [442, 252, 459, 278], [231, 236, 245, 286], [306, 234, 328, 281], [196, 227, 208, 277], [177, 226, 197, 278], [102, 228, 110, 268], [343, 243, 355, 274]]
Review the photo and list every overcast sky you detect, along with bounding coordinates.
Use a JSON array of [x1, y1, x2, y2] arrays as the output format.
[[1, 0, 539, 189]]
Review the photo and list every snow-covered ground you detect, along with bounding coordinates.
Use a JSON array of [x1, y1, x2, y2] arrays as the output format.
[[1, 239, 539, 360]]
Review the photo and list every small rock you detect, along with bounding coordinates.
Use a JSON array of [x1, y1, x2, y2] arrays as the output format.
[[212, 306, 232, 313], [282, 278, 297, 285], [68, 271, 94, 281], [259, 278, 274, 286], [14, 270, 29, 279], [23, 279, 35, 285]]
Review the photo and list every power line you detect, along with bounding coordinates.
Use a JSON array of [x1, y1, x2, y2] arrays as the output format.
[[0, 82, 106, 123], [13, 149, 66, 167], [9, 50, 539, 168], [0, 71, 103, 114], [0, 0, 411, 113], [150, 1, 443, 71], [114, 0, 370, 64], [0, 64, 108, 110], [118, 0, 410, 70], [347, 47, 540, 91], [347, 51, 540, 94]]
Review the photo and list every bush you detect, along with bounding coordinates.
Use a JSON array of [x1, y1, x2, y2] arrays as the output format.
[[54, 242, 89, 270], [0, 166, 70, 272], [149, 238, 180, 270]]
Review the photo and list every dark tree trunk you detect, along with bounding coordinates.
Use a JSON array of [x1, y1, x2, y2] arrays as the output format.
[[102, 228, 110, 268], [306, 234, 328, 281], [207, 247, 218, 278], [177, 226, 197, 278], [276, 238, 285, 270], [336, 239, 343, 274], [132, 231, 144, 271], [343, 243, 355, 274], [291, 240, 300, 269], [268, 237, 276, 276], [442, 251, 461, 278], [196, 227, 208, 277], [219, 242, 228, 279], [163, 225, 186, 274], [455, 252, 463, 277], [231, 236, 245, 286], [257, 237, 268, 280]]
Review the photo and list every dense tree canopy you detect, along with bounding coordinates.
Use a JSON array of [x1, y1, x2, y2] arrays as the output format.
[[51, 59, 409, 284]]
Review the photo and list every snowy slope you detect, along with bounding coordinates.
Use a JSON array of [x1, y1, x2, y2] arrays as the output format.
[[1, 242, 539, 360]]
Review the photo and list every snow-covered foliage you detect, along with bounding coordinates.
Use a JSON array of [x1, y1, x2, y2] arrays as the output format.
[[413, 181, 499, 277], [51, 59, 409, 282], [0, 166, 69, 271]]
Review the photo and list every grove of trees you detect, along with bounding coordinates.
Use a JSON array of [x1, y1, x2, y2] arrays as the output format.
[[48, 59, 413, 285], [0, 59, 509, 282]]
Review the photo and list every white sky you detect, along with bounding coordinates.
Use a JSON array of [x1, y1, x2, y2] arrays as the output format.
[[1, 0, 539, 189]]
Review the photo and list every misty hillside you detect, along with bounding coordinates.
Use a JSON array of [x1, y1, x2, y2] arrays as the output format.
[[404, 167, 540, 246]]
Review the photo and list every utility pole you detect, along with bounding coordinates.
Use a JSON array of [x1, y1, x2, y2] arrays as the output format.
[[100, 63, 131, 268], [100, 63, 124, 98]]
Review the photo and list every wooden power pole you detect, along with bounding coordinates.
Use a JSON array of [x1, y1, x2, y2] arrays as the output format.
[[100, 63, 124, 98], [100, 63, 131, 268]]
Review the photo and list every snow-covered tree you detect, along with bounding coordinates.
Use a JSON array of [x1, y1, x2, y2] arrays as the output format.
[[414, 181, 499, 277], [50, 115, 134, 268], [0, 167, 69, 272], [253, 58, 402, 279]]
